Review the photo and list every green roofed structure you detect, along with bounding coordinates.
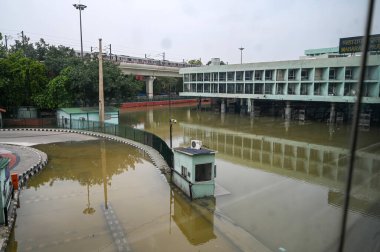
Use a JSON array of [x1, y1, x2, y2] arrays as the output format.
[[57, 107, 119, 129]]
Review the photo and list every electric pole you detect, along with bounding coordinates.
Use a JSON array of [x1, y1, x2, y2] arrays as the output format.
[[163, 52, 165, 61], [238, 47, 245, 64], [21, 31, 25, 47], [109, 44, 112, 60], [98, 38, 105, 125], [4, 35, 8, 50]]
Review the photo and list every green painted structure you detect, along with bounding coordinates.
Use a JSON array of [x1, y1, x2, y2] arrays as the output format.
[[57, 107, 119, 128], [172, 144, 217, 199]]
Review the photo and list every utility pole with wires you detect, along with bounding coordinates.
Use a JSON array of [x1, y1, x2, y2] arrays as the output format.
[[98, 38, 105, 126]]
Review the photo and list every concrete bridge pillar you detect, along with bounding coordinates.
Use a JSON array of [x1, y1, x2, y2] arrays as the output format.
[[221, 99, 226, 113], [329, 103, 336, 124], [285, 101, 291, 120], [145, 76, 156, 99]]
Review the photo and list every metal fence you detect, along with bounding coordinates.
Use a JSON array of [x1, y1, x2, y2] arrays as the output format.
[[4, 117, 173, 168]]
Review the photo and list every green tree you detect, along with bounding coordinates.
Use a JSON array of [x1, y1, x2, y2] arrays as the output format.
[[187, 59, 203, 66], [154, 77, 179, 95], [0, 51, 47, 108]]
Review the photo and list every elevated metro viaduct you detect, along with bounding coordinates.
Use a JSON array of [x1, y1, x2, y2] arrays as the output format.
[[179, 55, 380, 123], [118, 62, 181, 98]]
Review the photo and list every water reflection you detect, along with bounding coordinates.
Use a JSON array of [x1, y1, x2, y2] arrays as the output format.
[[171, 189, 216, 245], [181, 122, 380, 216], [7, 139, 237, 251], [120, 107, 380, 251], [29, 139, 144, 189]]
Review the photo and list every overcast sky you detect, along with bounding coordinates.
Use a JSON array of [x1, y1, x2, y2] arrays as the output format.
[[1, 0, 379, 64]]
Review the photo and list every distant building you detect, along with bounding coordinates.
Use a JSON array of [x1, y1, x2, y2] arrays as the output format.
[[179, 54, 380, 104], [57, 107, 119, 129]]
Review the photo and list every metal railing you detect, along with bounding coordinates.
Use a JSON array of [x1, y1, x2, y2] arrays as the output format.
[[3, 118, 173, 168]]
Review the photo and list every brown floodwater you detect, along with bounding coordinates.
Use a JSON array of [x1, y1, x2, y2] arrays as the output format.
[[6, 106, 380, 252], [6, 139, 239, 252], [120, 105, 380, 252]]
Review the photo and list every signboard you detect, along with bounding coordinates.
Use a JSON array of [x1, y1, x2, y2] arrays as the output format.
[[339, 34, 380, 53]]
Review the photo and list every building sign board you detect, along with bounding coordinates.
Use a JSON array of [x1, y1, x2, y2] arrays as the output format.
[[339, 34, 380, 53]]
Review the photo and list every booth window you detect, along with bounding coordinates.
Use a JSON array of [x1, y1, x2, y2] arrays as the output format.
[[181, 166, 187, 178], [195, 163, 212, 182]]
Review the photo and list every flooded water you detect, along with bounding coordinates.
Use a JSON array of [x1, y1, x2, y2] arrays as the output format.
[[7, 139, 238, 252], [120, 105, 380, 252], [6, 106, 380, 252]]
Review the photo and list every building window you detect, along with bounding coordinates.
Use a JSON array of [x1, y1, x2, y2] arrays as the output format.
[[264, 83, 273, 94], [195, 163, 212, 182], [255, 71, 262, 81], [219, 83, 226, 93], [184, 83, 190, 92], [191, 84, 196, 92], [254, 83, 263, 94], [245, 71, 253, 81], [345, 68, 353, 80], [212, 72, 218, 81], [190, 73, 196, 82], [314, 83, 322, 95], [276, 83, 285, 95], [227, 83, 235, 93], [219, 72, 226, 81], [301, 83, 309, 95], [197, 84, 203, 92], [288, 83, 296, 95], [344, 83, 356, 96], [329, 68, 336, 80], [184, 74, 189, 82], [265, 70, 273, 80], [204, 73, 210, 81], [328, 83, 337, 96], [245, 83, 253, 94], [277, 70, 285, 81], [212, 83, 218, 93], [288, 69, 296, 80], [236, 71, 244, 81], [301, 69, 309, 80], [236, 83, 244, 93], [204, 83, 210, 93], [227, 72, 235, 81], [181, 166, 187, 178], [197, 73, 204, 81]]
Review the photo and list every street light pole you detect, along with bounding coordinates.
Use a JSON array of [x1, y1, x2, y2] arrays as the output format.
[[238, 46, 245, 64], [73, 3, 87, 58]]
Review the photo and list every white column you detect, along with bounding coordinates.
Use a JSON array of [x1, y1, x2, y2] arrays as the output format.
[[250, 99, 255, 117], [221, 99, 226, 113], [145, 76, 156, 99], [247, 98, 252, 113], [285, 101, 291, 120], [329, 103, 336, 124]]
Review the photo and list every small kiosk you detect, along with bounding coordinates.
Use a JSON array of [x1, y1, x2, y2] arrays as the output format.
[[172, 140, 217, 199]]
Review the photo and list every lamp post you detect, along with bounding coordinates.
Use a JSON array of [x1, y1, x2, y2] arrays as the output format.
[[238, 46, 244, 64], [169, 119, 177, 148], [73, 3, 87, 58]]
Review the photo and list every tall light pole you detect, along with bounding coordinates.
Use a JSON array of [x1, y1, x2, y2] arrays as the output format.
[[73, 3, 87, 58], [238, 46, 245, 64]]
